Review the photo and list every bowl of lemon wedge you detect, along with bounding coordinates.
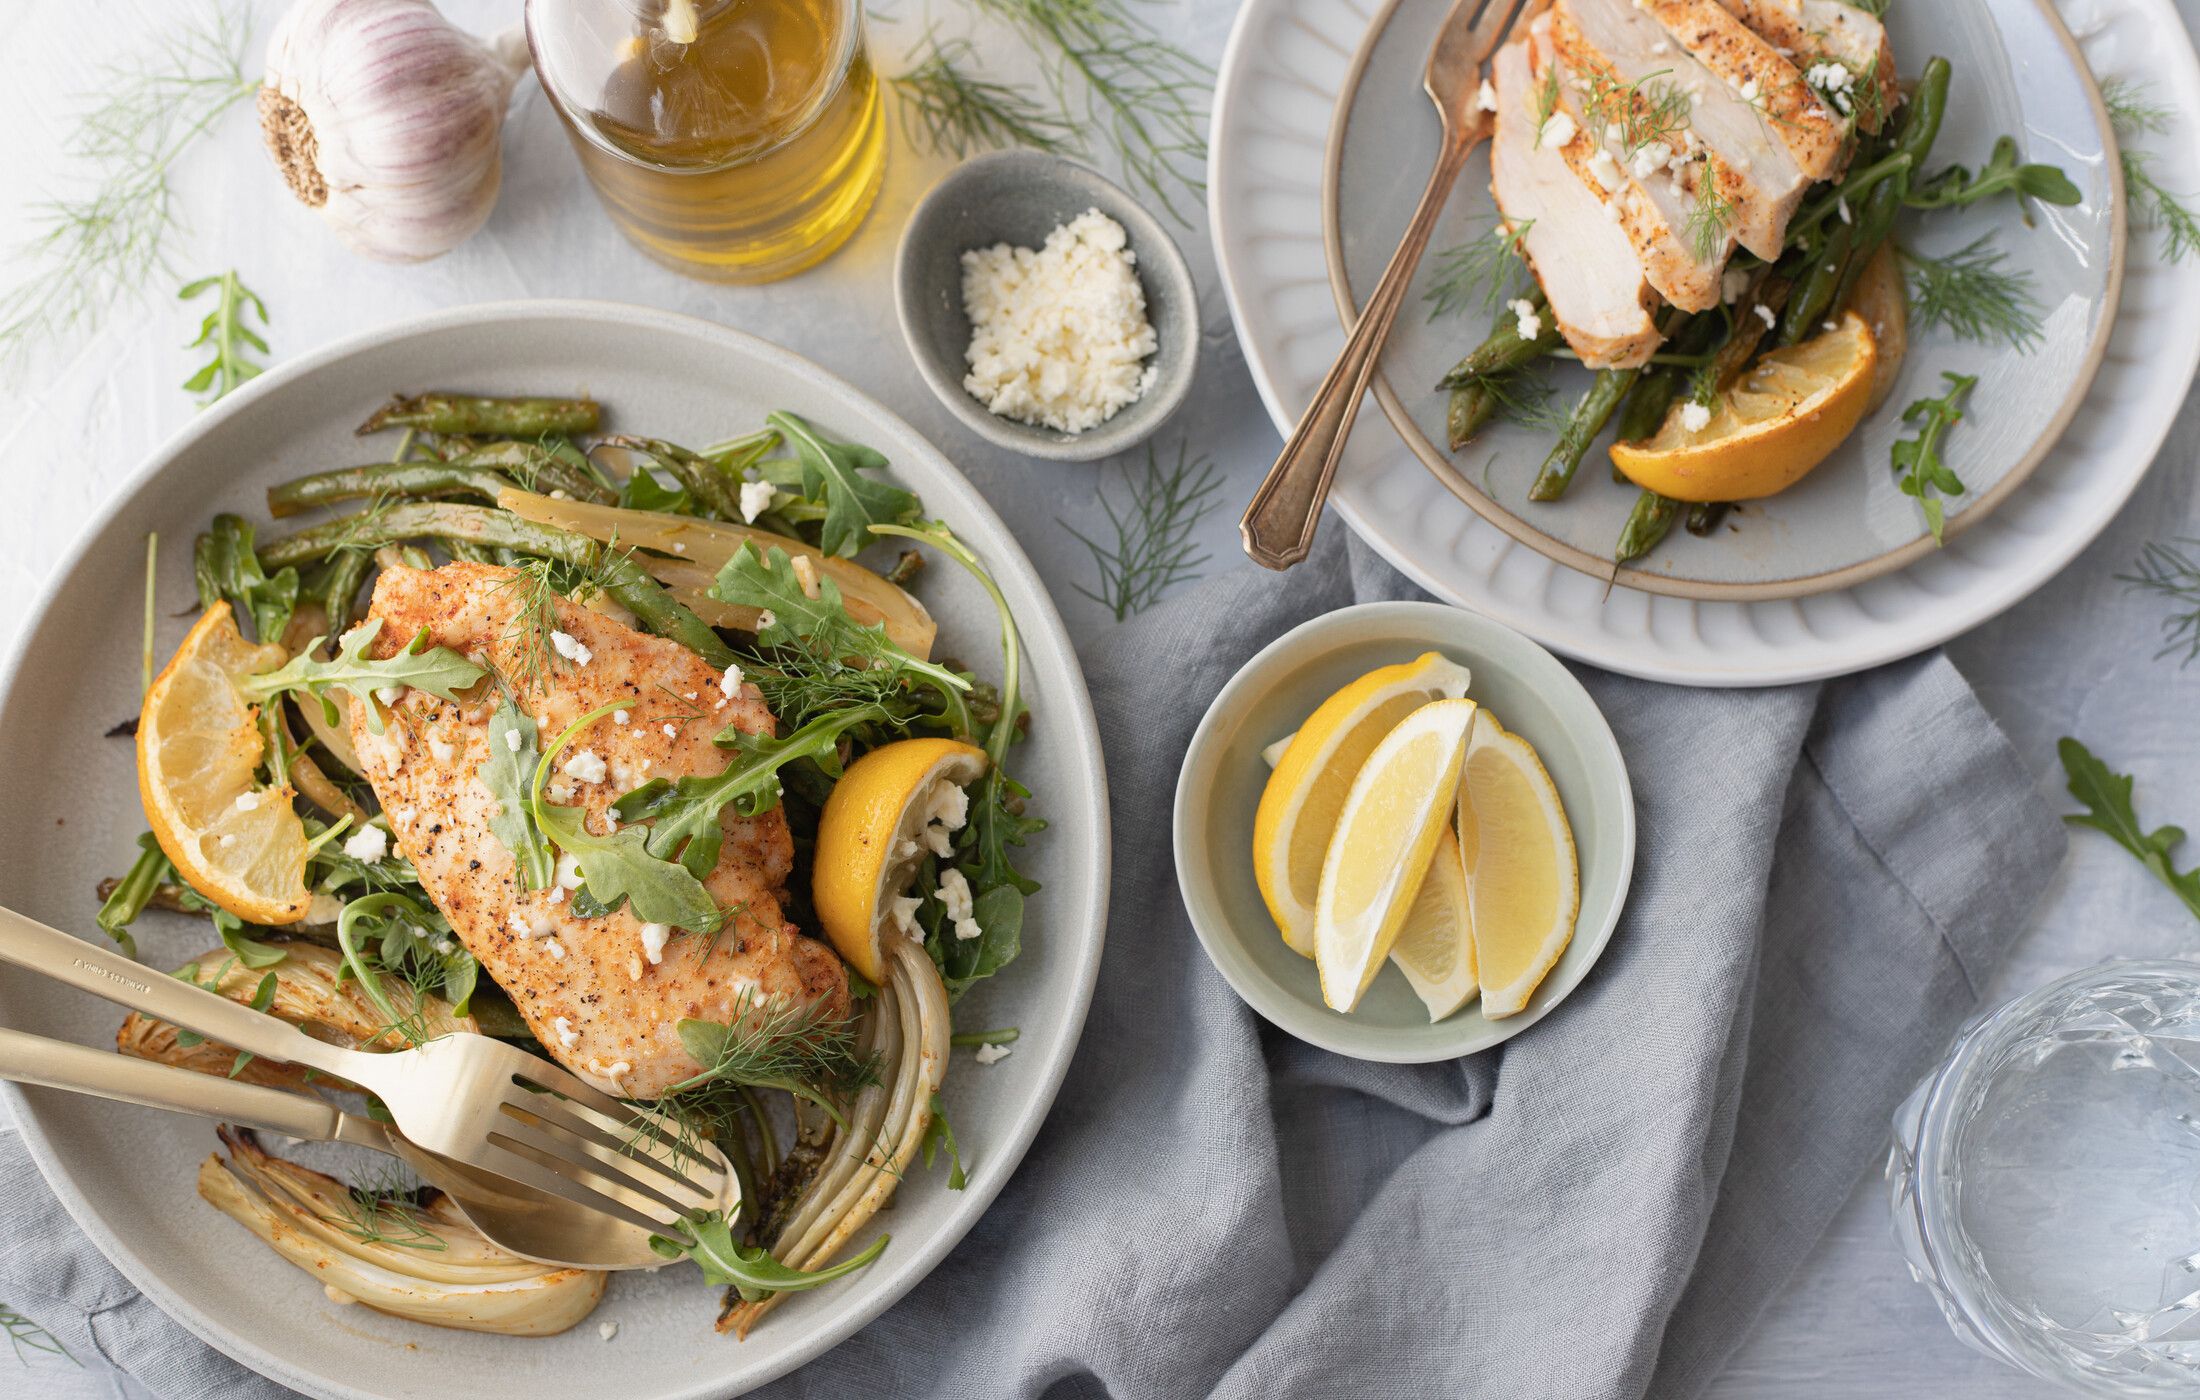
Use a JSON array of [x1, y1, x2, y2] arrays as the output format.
[[1173, 602, 1635, 1063]]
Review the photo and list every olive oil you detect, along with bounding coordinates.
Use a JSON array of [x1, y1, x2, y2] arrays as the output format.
[[532, 0, 885, 283]]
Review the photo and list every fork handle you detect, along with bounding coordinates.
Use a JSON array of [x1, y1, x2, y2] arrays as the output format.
[[0, 1026, 382, 1147], [1240, 124, 1484, 570], [0, 905, 367, 1082]]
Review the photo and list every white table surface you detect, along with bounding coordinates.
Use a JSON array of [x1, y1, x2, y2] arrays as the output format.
[[3, 2, 2197, 1396]]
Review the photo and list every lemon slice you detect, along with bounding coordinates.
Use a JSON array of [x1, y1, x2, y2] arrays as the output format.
[[1255, 652, 1472, 958], [1389, 826, 1479, 1022], [1313, 697, 1479, 1012], [1610, 312, 1877, 503], [1457, 712, 1580, 1019], [813, 737, 989, 983], [138, 604, 312, 925]]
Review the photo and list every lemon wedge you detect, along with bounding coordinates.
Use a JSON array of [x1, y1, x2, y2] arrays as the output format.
[[1389, 826, 1479, 1022], [812, 737, 989, 984], [138, 604, 312, 925], [1313, 697, 1479, 1012], [1610, 312, 1876, 502], [1254, 652, 1471, 957], [1457, 712, 1580, 1019]]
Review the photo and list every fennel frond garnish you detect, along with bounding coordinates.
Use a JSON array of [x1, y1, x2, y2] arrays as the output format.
[[1063, 441, 1223, 621], [662, 991, 877, 1123], [1424, 221, 1535, 321], [2119, 538, 2200, 668], [889, 29, 1077, 159], [0, 2, 256, 369], [323, 1164, 448, 1252], [179, 270, 271, 403], [2103, 78, 2199, 265], [1899, 234, 2044, 349], [0, 1304, 74, 1366]]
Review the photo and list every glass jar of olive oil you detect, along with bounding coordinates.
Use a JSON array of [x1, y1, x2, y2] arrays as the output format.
[[526, 0, 885, 283]]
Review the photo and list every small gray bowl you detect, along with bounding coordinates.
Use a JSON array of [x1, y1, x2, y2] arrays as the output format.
[[1173, 602, 1637, 1063], [893, 149, 1199, 463]]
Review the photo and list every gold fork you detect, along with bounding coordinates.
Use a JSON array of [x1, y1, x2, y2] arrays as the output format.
[[0, 904, 730, 1244], [1240, 0, 1552, 570]]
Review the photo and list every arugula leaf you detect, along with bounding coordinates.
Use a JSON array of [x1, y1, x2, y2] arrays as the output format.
[[226, 971, 280, 1078], [531, 703, 722, 933], [336, 891, 480, 1045], [1892, 372, 1976, 544], [95, 831, 170, 956], [1907, 135, 2082, 213], [211, 911, 288, 970], [242, 619, 486, 735], [618, 462, 700, 518], [648, 1210, 888, 1301], [919, 1092, 967, 1190], [194, 514, 299, 645], [614, 705, 888, 876], [2058, 738, 2200, 922], [483, 700, 556, 890], [766, 411, 920, 558], [179, 269, 270, 404]]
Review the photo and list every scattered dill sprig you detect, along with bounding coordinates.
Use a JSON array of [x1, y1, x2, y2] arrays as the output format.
[[0, 1304, 73, 1366], [179, 270, 270, 403], [1478, 365, 1567, 432], [890, 29, 1077, 158], [1899, 234, 2044, 349], [657, 991, 876, 1140], [323, 1164, 447, 1252], [2103, 78, 2198, 265], [2119, 538, 2200, 667], [1532, 63, 1561, 130], [1063, 441, 1224, 620], [0, 2, 256, 369], [1686, 162, 1736, 262], [1580, 68, 1690, 157], [1424, 221, 1534, 320], [966, 0, 1213, 223]]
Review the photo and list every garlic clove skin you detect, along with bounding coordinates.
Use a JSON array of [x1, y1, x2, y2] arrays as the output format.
[[260, 0, 529, 263]]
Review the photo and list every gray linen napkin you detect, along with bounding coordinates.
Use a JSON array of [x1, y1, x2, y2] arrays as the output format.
[[0, 534, 2064, 1400]]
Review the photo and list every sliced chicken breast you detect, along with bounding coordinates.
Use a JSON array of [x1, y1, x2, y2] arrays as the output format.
[[1539, 9, 1727, 311], [348, 561, 849, 1100], [1721, 0, 1899, 133], [1636, 0, 1850, 181], [1490, 35, 1662, 367], [1555, 0, 1808, 262]]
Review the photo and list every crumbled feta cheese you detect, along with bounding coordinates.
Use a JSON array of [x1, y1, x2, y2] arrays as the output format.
[[391, 805, 415, 829], [1754, 303, 1777, 331], [1650, 39, 1670, 55], [1588, 148, 1627, 193], [555, 1016, 580, 1049], [683, 692, 697, 701], [1604, 122, 1623, 145], [427, 734, 454, 764], [375, 686, 406, 707], [974, 1042, 1012, 1065], [662, 723, 678, 739], [548, 885, 567, 905], [549, 630, 592, 666], [755, 609, 777, 631], [234, 791, 261, 812], [434, 939, 454, 956], [563, 749, 608, 784], [1722, 267, 1751, 304], [790, 555, 822, 600], [546, 782, 574, 804], [307, 892, 346, 925], [544, 937, 567, 961], [504, 728, 522, 753], [719, 664, 744, 698], [613, 709, 629, 725], [593, 810, 619, 837], [509, 911, 537, 939], [548, 489, 568, 501], [1681, 402, 1713, 433], [344, 825, 389, 862], [1475, 78, 1497, 113], [598, 1322, 619, 1342], [1738, 78, 1760, 102], [1507, 297, 1543, 343], [923, 822, 956, 858], [639, 923, 670, 966], [1629, 141, 1672, 180], [738, 479, 773, 523], [937, 868, 982, 942], [556, 853, 584, 890], [1536, 111, 1577, 151], [887, 894, 923, 939], [924, 779, 970, 833], [960, 208, 1159, 435]]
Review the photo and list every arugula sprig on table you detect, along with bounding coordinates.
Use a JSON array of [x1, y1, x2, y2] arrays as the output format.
[[179, 269, 269, 404], [1891, 371, 1977, 544], [2120, 539, 2200, 668], [2059, 738, 2200, 924]]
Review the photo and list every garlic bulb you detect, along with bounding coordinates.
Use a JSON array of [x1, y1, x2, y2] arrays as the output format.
[[258, 0, 529, 262]]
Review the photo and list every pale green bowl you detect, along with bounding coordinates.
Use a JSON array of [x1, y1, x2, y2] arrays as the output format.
[[1173, 602, 1636, 1062]]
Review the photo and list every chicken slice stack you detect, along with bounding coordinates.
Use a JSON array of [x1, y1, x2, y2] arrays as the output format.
[[1487, 0, 1893, 368]]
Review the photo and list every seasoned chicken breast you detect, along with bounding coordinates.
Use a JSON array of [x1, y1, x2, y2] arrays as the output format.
[[1636, 0, 1851, 182], [1490, 33, 1662, 367], [1721, 0, 1898, 133], [347, 561, 849, 1100]]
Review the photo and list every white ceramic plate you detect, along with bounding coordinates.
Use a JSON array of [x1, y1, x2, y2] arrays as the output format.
[[1211, 0, 2200, 684], [0, 302, 1110, 1400]]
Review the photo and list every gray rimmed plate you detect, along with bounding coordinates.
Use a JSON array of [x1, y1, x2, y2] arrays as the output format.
[[0, 301, 1110, 1400], [1173, 601, 1634, 1062], [1327, 0, 2124, 600]]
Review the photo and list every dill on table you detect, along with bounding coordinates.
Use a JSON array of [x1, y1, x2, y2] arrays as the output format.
[[0, 1304, 74, 1366], [2102, 78, 2198, 265], [0, 2, 256, 369], [179, 269, 271, 404], [963, 0, 1213, 224], [889, 28, 1077, 159], [1063, 440, 1224, 621], [2119, 538, 2200, 668], [1898, 234, 2043, 349]]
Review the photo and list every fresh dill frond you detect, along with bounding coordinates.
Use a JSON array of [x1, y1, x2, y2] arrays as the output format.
[[1580, 68, 1691, 157], [660, 991, 876, 1132], [1478, 365, 1568, 432], [1424, 221, 1535, 320], [2120, 538, 2200, 667], [1900, 234, 2044, 349], [890, 29, 1076, 158], [2102, 78, 2173, 136], [0, 1304, 74, 1366], [0, 2, 255, 369], [1686, 161, 1736, 262], [179, 270, 270, 404], [323, 1163, 447, 1252], [968, 0, 1213, 223], [2104, 78, 2198, 263], [1063, 441, 1224, 621], [1532, 63, 1561, 129]]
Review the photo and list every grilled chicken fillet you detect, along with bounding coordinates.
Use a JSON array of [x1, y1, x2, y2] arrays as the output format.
[[347, 561, 849, 1100]]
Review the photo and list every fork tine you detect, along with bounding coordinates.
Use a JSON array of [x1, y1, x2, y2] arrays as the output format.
[[503, 1087, 718, 1198], [495, 1099, 717, 1216], [473, 1139, 681, 1234], [505, 1058, 725, 1178], [1467, 0, 1536, 54]]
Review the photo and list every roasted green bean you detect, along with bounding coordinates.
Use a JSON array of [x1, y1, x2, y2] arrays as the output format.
[[1616, 490, 1682, 563], [1530, 369, 1638, 502], [357, 393, 601, 439], [266, 463, 514, 517]]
